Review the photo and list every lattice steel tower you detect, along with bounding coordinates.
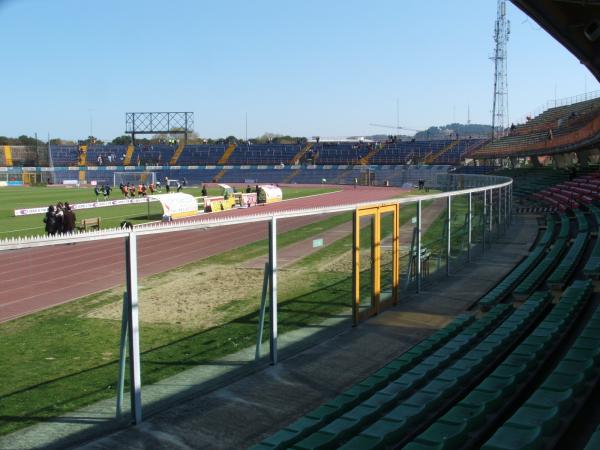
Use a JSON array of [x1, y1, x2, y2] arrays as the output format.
[[491, 0, 510, 140]]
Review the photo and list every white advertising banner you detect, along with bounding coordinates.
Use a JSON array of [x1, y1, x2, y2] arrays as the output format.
[[14, 197, 157, 216], [149, 193, 198, 219]]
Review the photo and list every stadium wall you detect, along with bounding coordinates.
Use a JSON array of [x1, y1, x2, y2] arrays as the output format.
[[0, 165, 453, 188]]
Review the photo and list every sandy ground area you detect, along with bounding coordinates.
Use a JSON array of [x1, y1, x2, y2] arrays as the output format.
[[86, 262, 338, 328]]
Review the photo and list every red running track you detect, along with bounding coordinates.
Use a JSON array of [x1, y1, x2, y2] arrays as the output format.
[[0, 185, 405, 323]]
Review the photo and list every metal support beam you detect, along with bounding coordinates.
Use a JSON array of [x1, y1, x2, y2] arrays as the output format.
[[508, 184, 513, 225], [125, 233, 142, 425], [503, 186, 507, 231], [483, 190, 487, 253], [446, 196, 451, 276], [508, 184, 512, 225], [468, 192, 472, 263], [255, 262, 270, 361], [116, 292, 128, 417], [352, 211, 360, 325], [497, 187, 502, 235], [268, 218, 278, 365], [416, 200, 422, 293], [489, 189, 493, 234]]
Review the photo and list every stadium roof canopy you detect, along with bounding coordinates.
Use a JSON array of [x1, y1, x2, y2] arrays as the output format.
[[511, 0, 600, 82]]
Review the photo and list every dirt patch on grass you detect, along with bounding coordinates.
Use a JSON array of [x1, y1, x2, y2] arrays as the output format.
[[87, 265, 266, 328], [86, 263, 318, 328]]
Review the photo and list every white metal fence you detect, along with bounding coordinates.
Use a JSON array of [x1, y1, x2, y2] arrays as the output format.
[[0, 173, 513, 425]]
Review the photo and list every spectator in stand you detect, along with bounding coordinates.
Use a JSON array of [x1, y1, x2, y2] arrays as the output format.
[[43, 205, 57, 236], [63, 203, 76, 233], [97, 155, 103, 166]]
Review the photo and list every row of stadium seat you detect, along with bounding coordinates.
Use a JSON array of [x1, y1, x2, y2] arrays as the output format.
[[334, 292, 552, 450], [531, 174, 600, 210], [292, 304, 516, 449], [470, 97, 600, 158], [253, 291, 550, 449], [408, 279, 593, 450], [547, 209, 591, 288], [46, 140, 485, 168], [254, 278, 595, 449], [512, 214, 571, 297], [483, 280, 596, 449], [249, 313, 476, 450], [477, 215, 556, 311]]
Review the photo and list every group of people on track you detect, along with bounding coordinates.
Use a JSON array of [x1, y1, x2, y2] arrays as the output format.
[[43, 202, 76, 235]]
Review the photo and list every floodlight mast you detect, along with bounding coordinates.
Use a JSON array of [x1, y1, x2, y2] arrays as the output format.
[[491, 0, 510, 141]]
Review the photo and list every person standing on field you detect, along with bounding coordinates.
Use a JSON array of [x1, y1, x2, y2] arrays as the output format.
[[62, 203, 76, 234], [43, 205, 57, 236]]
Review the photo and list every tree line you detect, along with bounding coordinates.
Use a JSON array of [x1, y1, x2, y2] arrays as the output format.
[[0, 132, 309, 146]]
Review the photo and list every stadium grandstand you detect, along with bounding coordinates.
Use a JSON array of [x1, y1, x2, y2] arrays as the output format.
[[2, 1, 600, 450]]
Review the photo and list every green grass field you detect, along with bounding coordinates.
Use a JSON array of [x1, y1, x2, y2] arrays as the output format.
[[0, 186, 338, 238]]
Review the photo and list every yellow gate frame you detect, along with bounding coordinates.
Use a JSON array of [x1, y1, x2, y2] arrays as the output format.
[[353, 203, 399, 326]]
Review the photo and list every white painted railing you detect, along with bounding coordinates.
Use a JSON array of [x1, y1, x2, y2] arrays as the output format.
[[0, 174, 513, 426]]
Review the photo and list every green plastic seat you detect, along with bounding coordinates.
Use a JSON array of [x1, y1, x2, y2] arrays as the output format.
[[482, 423, 543, 450], [508, 404, 561, 436], [528, 387, 574, 413]]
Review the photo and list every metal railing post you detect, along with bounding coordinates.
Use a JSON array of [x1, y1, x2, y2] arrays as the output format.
[[416, 200, 422, 293], [268, 217, 278, 365], [508, 184, 513, 225], [446, 196, 451, 276], [498, 187, 502, 235], [503, 186, 508, 231], [125, 233, 142, 425], [489, 189, 493, 236], [483, 190, 487, 253], [468, 192, 472, 263]]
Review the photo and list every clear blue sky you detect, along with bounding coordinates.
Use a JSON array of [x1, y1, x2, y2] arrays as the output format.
[[1, 0, 598, 140]]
